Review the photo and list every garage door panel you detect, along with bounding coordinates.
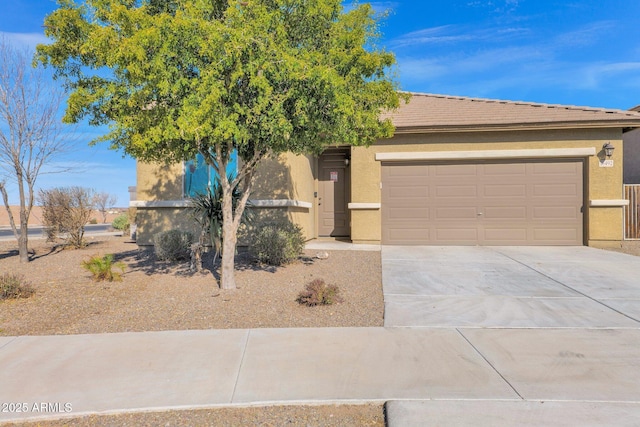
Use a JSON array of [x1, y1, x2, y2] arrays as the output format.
[[483, 206, 527, 219], [382, 160, 583, 246], [436, 185, 478, 197], [386, 207, 430, 220], [533, 183, 580, 197], [435, 207, 478, 219], [533, 206, 580, 220], [385, 228, 431, 243], [434, 164, 477, 176], [484, 184, 527, 197], [483, 163, 527, 175], [533, 228, 580, 243], [435, 228, 479, 242], [532, 162, 580, 174]]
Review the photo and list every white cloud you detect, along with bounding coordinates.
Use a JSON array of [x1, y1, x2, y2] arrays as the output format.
[[553, 21, 617, 48], [0, 31, 48, 50], [388, 24, 531, 50]]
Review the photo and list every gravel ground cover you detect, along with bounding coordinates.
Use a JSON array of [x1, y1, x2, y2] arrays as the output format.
[[0, 236, 383, 335], [2, 404, 385, 427], [0, 236, 384, 425]]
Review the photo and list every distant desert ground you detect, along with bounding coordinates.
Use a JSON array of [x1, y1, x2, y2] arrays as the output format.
[[0, 205, 127, 227]]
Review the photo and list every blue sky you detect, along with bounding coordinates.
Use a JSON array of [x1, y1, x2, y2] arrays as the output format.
[[1, 0, 639, 206]]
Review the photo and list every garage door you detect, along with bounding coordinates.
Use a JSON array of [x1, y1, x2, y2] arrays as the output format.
[[381, 160, 584, 245]]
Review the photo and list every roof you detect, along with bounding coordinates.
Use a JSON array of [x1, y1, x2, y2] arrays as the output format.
[[384, 93, 640, 133]]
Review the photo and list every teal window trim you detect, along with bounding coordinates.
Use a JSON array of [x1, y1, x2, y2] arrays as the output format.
[[184, 151, 238, 198]]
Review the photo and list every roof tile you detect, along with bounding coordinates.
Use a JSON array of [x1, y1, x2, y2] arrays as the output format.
[[384, 93, 640, 132]]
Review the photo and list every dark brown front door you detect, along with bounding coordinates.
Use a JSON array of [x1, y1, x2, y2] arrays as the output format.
[[318, 150, 350, 237]]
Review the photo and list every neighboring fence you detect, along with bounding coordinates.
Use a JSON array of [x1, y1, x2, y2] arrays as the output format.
[[625, 185, 640, 240]]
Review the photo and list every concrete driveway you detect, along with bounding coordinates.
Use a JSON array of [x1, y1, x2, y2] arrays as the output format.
[[382, 245, 640, 425], [383, 245, 640, 328]]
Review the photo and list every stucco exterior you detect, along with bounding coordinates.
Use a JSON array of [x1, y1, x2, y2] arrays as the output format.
[[348, 129, 625, 247], [131, 93, 640, 248]]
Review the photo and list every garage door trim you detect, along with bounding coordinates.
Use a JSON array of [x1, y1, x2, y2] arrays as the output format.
[[375, 147, 596, 162]]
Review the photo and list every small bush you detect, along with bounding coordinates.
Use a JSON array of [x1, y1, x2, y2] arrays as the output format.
[[111, 214, 129, 231], [0, 274, 35, 300], [81, 254, 126, 282], [296, 279, 343, 306], [251, 221, 305, 266], [89, 218, 98, 225], [153, 229, 193, 261], [39, 186, 95, 248]]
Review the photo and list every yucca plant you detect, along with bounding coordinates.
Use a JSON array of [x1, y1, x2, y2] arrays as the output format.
[[190, 173, 253, 264], [81, 254, 126, 282]]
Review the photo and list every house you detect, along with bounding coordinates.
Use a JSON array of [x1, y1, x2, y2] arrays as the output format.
[[131, 93, 640, 248]]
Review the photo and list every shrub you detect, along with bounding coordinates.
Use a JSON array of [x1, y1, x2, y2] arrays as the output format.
[[81, 254, 126, 282], [39, 186, 95, 248], [153, 229, 193, 261], [111, 214, 129, 231], [0, 274, 35, 300], [296, 279, 343, 306], [89, 218, 98, 224], [250, 221, 305, 266]]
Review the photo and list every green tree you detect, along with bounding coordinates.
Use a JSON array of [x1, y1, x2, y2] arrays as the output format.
[[37, 0, 403, 289]]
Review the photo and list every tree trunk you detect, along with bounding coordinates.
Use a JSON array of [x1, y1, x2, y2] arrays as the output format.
[[220, 219, 237, 289], [219, 171, 237, 289], [18, 207, 29, 263]]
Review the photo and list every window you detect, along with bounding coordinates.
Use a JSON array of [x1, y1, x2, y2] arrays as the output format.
[[184, 151, 238, 198]]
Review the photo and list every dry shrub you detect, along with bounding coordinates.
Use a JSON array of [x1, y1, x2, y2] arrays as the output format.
[[0, 273, 35, 300], [296, 278, 343, 306]]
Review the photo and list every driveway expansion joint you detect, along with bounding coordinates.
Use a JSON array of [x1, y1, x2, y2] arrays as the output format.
[[230, 330, 251, 403], [0, 335, 19, 352], [456, 328, 524, 400]]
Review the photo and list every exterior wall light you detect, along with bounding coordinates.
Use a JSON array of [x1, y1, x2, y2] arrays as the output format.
[[344, 157, 350, 166], [602, 142, 615, 158]]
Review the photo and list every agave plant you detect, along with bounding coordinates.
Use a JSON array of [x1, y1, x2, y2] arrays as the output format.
[[190, 173, 253, 264]]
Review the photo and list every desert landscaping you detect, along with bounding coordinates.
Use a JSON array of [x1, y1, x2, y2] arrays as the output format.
[[0, 234, 384, 426], [3, 232, 640, 426]]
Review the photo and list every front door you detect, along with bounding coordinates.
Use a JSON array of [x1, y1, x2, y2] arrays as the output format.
[[318, 150, 350, 237]]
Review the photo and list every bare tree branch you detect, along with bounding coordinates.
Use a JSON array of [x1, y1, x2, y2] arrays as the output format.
[[0, 36, 73, 262]]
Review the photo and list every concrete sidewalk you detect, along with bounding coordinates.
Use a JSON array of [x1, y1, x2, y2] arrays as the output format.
[[2, 327, 640, 424]]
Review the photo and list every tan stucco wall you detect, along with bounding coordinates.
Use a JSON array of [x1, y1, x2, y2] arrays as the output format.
[[134, 128, 627, 247], [349, 128, 625, 246], [135, 207, 200, 246], [134, 153, 317, 246], [137, 161, 184, 201], [248, 152, 316, 240]]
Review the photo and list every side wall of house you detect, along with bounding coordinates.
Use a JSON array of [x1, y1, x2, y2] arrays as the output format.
[[349, 128, 625, 247]]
